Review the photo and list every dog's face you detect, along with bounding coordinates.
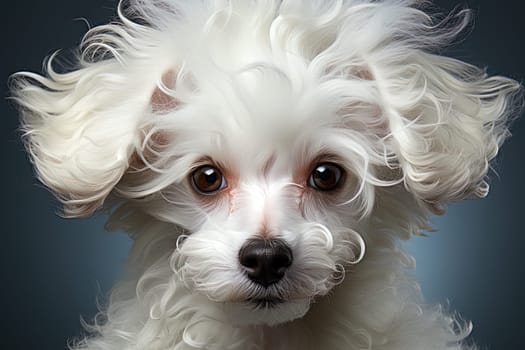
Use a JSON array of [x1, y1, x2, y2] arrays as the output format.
[[12, 0, 520, 328], [125, 67, 373, 325]]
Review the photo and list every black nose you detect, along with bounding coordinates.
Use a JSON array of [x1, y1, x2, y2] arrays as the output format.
[[239, 238, 293, 287]]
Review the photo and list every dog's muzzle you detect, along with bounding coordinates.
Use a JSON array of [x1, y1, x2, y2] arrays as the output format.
[[238, 238, 293, 288]]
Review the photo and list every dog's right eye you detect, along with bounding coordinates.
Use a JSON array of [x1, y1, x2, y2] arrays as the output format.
[[191, 165, 227, 194]]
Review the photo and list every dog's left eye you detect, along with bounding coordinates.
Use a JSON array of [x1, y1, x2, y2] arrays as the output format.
[[191, 165, 227, 194], [308, 163, 344, 191]]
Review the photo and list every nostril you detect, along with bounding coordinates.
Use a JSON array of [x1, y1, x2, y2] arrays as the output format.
[[240, 253, 259, 270], [239, 238, 293, 287], [273, 249, 293, 268]]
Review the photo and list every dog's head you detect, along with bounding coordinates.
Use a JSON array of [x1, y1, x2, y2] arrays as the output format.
[[12, 0, 520, 325]]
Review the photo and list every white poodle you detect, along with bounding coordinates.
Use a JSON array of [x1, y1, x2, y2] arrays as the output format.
[[11, 1, 521, 349]]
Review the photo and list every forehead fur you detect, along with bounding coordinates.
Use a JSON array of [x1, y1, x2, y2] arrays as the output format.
[[145, 0, 392, 162]]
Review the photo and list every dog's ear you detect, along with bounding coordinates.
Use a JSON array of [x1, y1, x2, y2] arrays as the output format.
[[11, 55, 177, 217], [373, 54, 522, 212]]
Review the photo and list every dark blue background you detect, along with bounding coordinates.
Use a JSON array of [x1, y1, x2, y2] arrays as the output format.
[[2, 1, 524, 349]]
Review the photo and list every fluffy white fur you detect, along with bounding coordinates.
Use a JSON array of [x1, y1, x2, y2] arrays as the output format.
[[11, 0, 522, 349]]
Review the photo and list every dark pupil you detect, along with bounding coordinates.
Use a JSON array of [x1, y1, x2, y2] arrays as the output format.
[[196, 167, 221, 191], [314, 165, 337, 189], [202, 168, 218, 184]]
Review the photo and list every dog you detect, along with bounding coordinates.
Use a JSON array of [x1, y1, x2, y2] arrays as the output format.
[[11, 0, 522, 349]]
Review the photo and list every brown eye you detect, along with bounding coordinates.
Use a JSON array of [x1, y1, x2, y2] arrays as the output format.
[[191, 165, 227, 194], [308, 163, 344, 191]]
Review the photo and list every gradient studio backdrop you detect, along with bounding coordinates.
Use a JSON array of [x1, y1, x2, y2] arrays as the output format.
[[2, 1, 524, 349]]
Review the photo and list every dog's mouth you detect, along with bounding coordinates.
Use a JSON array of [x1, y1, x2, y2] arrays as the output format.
[[223, 295, 311, 326], [247, 297, 285, 309]]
